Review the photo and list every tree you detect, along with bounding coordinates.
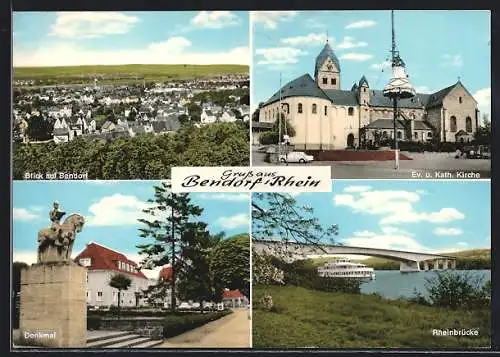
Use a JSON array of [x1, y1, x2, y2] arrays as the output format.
[[178, 114, 189, 125], [209, 234, 250, 298], [26, 115, 53, 141], [231, 109, 243, 120], [109, 273, 132, 312], [252, 108, 260, 122], [188, 103, 202, 119], [137, 181, 208, 311], [475, 114, 491, 145], [272, 115, 296, 140]]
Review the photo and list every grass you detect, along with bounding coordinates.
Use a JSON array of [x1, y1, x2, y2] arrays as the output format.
[[252, 285, 490, 349], [13, 64, 249, 84]]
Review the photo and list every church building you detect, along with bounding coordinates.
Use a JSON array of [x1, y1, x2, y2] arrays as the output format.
[[257, 41, 480, 149]]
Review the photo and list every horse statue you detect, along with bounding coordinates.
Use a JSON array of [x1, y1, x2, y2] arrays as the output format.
[[37, 213, 85, 263]]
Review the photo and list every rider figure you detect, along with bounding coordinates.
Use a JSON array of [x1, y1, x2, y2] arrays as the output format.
[[49, 201, 65, 246]]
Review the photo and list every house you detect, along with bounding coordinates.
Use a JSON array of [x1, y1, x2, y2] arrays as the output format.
[[101, 121, 116, 133], [201, 109, 217, 124], [74, 242, 153, 308], [220, 111, 237, 123], [222, 289, 248, 308]]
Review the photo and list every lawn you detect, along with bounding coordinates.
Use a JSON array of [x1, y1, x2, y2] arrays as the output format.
[[252, 285, 490, 349], [13, 64, 249, 83]]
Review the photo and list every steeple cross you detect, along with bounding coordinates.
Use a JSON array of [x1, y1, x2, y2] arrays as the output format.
[[326, 30, 329, 43]]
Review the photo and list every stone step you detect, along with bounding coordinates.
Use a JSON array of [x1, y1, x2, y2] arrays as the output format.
[[104, 336, 153, 348], [129, 339, 164, 348], [86, 333, 140, 348], [86, 330, 131, 343]]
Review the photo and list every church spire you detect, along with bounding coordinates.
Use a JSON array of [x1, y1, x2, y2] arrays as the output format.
[[326, 30, 329, 43]]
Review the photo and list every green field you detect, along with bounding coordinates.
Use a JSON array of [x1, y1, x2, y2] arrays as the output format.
[[13, 64, 249, 84], [310, 249, 491, 270], [252, 285, 490, 349]]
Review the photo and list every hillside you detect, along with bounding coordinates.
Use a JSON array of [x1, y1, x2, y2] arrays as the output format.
[[13, 64, 249, 84], [253, 285, 490, 348]]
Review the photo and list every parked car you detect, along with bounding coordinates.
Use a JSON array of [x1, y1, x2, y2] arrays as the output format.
[[178, 302, 191, 310], [279, 151, 314, 163], [461, 145, 491, 159]]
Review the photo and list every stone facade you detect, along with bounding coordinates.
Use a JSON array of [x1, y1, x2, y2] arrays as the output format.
[[19, 263, 86, 347]]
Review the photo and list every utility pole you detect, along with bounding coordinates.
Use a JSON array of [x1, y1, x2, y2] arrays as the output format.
[[170, 197, 176, 311]]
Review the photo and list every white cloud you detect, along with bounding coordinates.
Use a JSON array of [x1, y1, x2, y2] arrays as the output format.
[[434, 227, 463, 236], [473, 87, 491, 121], [85, 194, 160, 226], [340, 53, 373, 61], [215, 213, 249, 229], [414, 86, 433, 94], [336, 36, 368, 49], [49, 12, 139, 38], [280, 33, 331, 46], [345, 20, 377, 29], [305, 18, 326, 29], [190, 11, 240, 29], [197, 193, 249, 201], [344, 231, 426, 252], [457, 242, 469, 246], [14, 39, 250, 66], [442, 54, 463, 68], [251, 11, 298, 29], [334, 189, 465, 226], [371, 61, 391, 70], [13, 251, 37, 265], [13, 207, 40, 221], [343, 185, 371, 193], [255, 47, 307, 65]]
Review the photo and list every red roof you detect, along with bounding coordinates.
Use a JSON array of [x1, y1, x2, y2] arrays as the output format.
[[74, 242, 147, 279], [159, 266, 173, 281], [223, 289, 244, 298]]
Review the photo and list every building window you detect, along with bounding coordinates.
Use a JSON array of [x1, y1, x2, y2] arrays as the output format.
[[322, 78, 328, 84], [459, 97, 462, 104], [324, 106, 327, 116], [382, 131, 388, 138], [348, 107, 354, 116], [363, 88, 366, 92], [427, 132, 432, 138], [86, 273, 88, 283], [79, 257, 91, 267], [97, 291, 103, 302], [397, 131, 402, 139], [466, 116, 472, 132], [298, 103, 303, 114], [450, 116, 457, 132], [312, 104, 317, 114], [331, 78, 336, 85], [112, 291, 118, 301], [414, 132, 418, 139]]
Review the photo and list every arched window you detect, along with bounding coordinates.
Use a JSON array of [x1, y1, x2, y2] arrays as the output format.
[[397, 131, 402, 139], [466, 116, 472, 132], [459, 97, 463, 104], [323, 78, 328, 85], [348, 107, 354, 116], [414, 132, 418, 139], [312, 104, 317, 114], [450, 116, 457, 132], [363, 87, 366, 92], [298, 103, 303, 114], [324, 106, 327, 116]]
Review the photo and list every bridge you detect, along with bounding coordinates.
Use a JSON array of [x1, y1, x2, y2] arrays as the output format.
[[252, 239, 457, 272]]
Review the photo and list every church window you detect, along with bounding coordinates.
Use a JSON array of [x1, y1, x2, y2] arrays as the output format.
[[397, 131, 402, 139], [324, 106, 327, 115], [414, 132, 418, 139], [450, 116, 457, 132], [331, 78, 336, 85], [363, 88, 366, 92], [323, 78, 328, 85], [459, 97, 462, 104], [298, 103, 303, 114], [466, 117, 472, 132], [348, 107, 354, 116], [312, 104, 317, 114]]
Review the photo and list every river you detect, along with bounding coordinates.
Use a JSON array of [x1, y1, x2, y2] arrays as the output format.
[[360, 269, 491, 299]]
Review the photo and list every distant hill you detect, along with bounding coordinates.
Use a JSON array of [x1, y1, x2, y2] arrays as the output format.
[[13, 64, 249, 84], [310, 249, 491, 270]]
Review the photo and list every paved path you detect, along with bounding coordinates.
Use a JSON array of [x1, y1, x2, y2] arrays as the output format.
[[155, 309, 250, 348]]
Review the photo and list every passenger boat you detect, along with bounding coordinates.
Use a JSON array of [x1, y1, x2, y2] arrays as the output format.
[[317, 257, 376, 280]]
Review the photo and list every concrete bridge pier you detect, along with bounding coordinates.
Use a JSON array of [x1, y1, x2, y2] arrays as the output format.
[[443, 259, 449, 270], [432, 259, 440, 270], [423, 261, 429, 271], [451, 260, 456, 269], [400, 260, 420, 272]]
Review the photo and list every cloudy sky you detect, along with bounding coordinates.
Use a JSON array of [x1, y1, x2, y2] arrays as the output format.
[[277, 180, 490, 257], [251, 10, 491, 119], [13, 181, 250, 278], [13, 11, 250, 67]]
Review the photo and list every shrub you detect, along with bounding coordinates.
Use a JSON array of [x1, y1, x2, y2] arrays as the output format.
[[162, 311, 232, 338], [259, 132, 279, 145], [424, 271, 490, 309], [87, 316, 102, 330]]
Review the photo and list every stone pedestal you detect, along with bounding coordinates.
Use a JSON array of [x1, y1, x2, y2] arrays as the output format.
[[19, 263, 86, 347]]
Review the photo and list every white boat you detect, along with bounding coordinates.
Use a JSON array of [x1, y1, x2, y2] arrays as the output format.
[[317, 257, 376, 280]]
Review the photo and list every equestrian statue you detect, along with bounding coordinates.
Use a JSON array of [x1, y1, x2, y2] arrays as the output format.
[[37, 201, 85, 263]]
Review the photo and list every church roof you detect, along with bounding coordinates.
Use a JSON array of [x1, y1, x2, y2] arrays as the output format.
[[369, 89, 430, 109], [425, 83, 456, 108], [315, 42, 341, 77], [323, 89, 359, 106], [359, 75, 369, 87], [263, 73, 330, 105]]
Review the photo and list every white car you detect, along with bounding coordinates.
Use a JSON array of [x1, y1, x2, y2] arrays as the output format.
[[279, 151, 314, 163], [178, 302, 191, 310]]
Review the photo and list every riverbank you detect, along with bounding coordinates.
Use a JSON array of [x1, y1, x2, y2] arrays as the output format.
[[252, 285, 490, 348]]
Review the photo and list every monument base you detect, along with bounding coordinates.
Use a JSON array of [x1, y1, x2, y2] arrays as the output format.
[[19, 263, 86, 348]]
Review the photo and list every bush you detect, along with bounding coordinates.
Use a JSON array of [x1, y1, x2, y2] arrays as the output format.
[[424, 271, 490, 309], [87, 316, 102, 330], [163, 311, 232, 338], [259, 132, 279, 145]]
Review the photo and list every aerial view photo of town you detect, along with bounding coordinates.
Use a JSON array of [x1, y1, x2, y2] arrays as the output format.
[[12, 180, 251, 348], [252, 180, 490, 348], [12, 11, 250, 180], [251, 10, 491, 179]]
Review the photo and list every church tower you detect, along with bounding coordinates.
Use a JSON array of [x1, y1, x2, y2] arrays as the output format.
[[358, 75, 371, 126], [314, 39, 341, 90]]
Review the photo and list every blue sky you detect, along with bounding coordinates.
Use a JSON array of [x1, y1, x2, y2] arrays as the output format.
[[13, 181, 250, 277], [251, 10, 491, 119], [13, 11, 249, 67], [254, 180, 490, 255]]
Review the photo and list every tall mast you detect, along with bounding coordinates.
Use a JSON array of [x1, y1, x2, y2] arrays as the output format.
[[278, 73, 282, 162], [391, 10, 396, 63]]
